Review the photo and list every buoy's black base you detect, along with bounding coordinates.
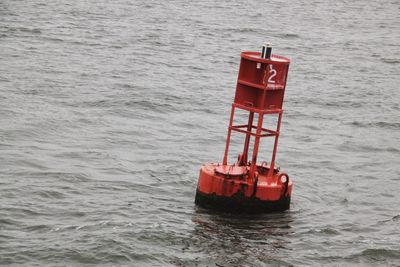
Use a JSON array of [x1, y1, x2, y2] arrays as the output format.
[[194, 189, 290, 213]]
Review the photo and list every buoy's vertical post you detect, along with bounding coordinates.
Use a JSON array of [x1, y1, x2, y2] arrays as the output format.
[[241, 111, 254, 164], [249, 112, 264, 178], [223, 104, 235, 165], [268, 111, 282, 177]]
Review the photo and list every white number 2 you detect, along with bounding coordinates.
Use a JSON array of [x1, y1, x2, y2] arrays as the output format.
[[263, 66, 277, 85], [268, 68, 277, 84]]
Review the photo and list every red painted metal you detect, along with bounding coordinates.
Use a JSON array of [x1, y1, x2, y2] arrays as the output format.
[[195, 49, 292, 212]]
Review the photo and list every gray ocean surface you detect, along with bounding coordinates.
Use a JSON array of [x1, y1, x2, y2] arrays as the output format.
[[1, 0, 400, 266]]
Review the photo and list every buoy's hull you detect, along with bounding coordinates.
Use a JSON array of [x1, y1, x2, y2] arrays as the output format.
[[195, 163, 292, 213], [195, 189, 290, 213]]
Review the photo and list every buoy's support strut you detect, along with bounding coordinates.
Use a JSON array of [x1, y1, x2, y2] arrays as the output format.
[[249, 113, 264, 178], [241, 111, 254, 164], [268, 111, 282, 177], [223, 105, 235, 165]]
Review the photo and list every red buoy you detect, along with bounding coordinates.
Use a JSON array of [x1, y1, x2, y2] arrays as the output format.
[[195, 44, 293, 213]]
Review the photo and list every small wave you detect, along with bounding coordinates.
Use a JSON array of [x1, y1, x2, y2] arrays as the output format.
[[375, 121, 400, 130], [236, 27, 259, 33], [23, 224, 51, 232], [349, 121, 400, 130], [378, 214, 400, 224], [124, 99, 178, 113], [5, 26, 42, 34], [278, 33, 300, 39], [0, 217, 22, 226], [41, 36, 65, 43], [337, 140, 400, 154], [391, 214, 400, 221], [381, 58, 400, 64], [37, 189, 66, 199], [307, 227, 340, 235], [358, 248, 400, 260]]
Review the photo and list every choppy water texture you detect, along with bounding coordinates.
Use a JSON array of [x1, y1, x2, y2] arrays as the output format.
[[1, 0, 400, 266]]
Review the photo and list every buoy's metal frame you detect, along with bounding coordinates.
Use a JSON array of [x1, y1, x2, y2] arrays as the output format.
[[195, 44, 293, 213]]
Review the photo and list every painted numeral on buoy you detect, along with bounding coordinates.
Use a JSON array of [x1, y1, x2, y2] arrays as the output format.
[[268, 68, 277, 84], [263, 66, 277, 85]]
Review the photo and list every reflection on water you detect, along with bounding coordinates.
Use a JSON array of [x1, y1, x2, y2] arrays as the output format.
[[191, 207, 294, 266]]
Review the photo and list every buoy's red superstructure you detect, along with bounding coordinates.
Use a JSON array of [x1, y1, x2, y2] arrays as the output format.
[[195, 45, 293, 213]]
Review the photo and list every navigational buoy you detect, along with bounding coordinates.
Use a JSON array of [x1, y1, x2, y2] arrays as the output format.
[[195, 44, 293, 213]]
